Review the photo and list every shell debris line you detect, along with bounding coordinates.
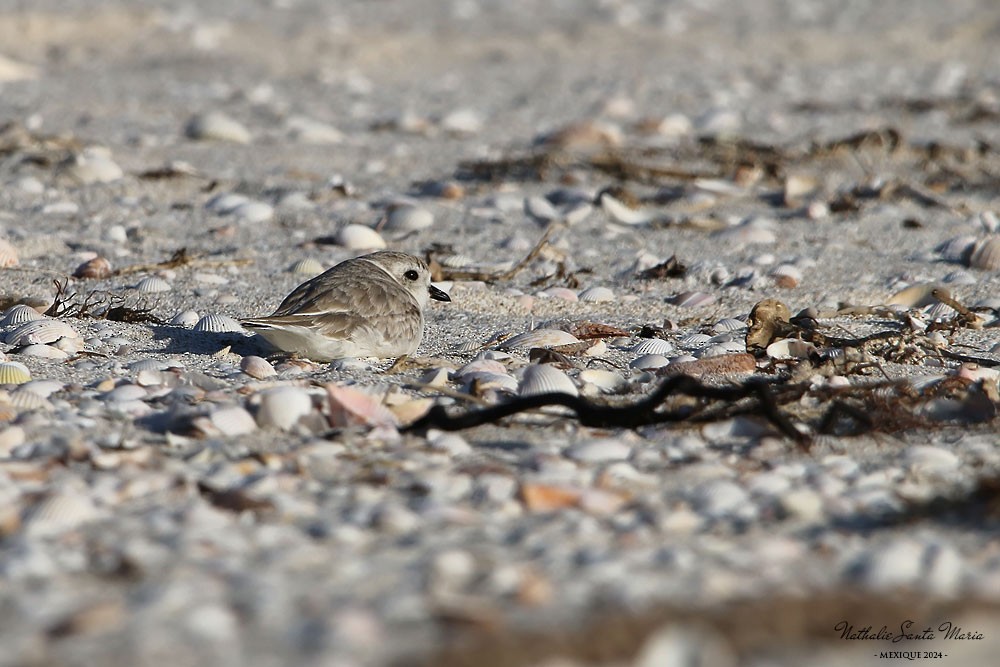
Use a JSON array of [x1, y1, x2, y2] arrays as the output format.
[[1, 3, 1000, 667]]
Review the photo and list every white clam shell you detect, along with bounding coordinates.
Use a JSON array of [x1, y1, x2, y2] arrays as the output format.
[[456, 358, 507, 380], [0, 361, 31, 384], [599, 192, 656, 225], [171, 310, 200, 327], [698, 340, 747, 357], [205, 193, 250, 215], [463, 371, 518, 393], [185, 111, 251, 143], [286, 116, 343, 144], [384, 204, 434, 232], [194, 314, 244, 333], [134, 276, 172, 293], [713, 218, 777, 245], [289, 258, 324, 276], [129, 358, 171, 372], [969, 237, 1000, 271], [630, 354, 671, 369], [18, 344, 70, 360], [497, 329, 581, 350], [936, 235, 977, 263], [631, 338, 674, 355], [524, 195, 560, 223], [0, 304, 45, 328], [671, 291, 717, 308], [578, 369, 626, 393], [766, 338, 817, 359], [336, 224, 386, 250], [233, 201, 274, 223], [62, 151, 123, 184], [256, 386, 314, 430], [240, 355, 277, 379], [19, 379, 64, 397], [209, 405, 258, 436], [578, 286, 615, 302], [518, 364, 578, 397], [4, 318, 78, 346]]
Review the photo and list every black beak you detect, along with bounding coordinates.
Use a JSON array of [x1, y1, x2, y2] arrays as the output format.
[[429, 284, 451, 302]]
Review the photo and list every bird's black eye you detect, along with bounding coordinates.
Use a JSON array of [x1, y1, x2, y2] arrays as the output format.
[[404, 269, 419, 281]]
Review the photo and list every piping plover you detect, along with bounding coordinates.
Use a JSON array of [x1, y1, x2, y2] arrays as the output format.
[[243, 251, 450, 361]]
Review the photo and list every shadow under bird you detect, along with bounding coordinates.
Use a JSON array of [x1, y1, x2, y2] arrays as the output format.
[[242, 251, 450, 361]]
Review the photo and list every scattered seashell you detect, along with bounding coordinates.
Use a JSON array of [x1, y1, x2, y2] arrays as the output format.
[[498, 329, 582, 350], [232, 201, 274, 224], [539, 287, 578, 301], [769, 264, 802, 288], [19, 379, 64, 397], [256, 387, 313, 430], [209, 405, 258, 436], [61, 149, 124, 184], [0, 304, 45, 328], [185, 111, 251, 143], [240, 356, 276, 379], [326, 384, 399, 429], [73, 256, 113, 279], [4, 318, 78, 346], [599, 191, 656, 225], [670, 291, 716, 308], [524, 196, 561, 224], [17, 344, 69, 360], [714, 318, 746, 333], [419, 367, 451, 387], [417, 180, 465, 200], [518, 364, 578, 397], [536, 120, 621, 153], [289, 258, 324, 276], [464, 371, 519, 394], [0, 362, 31, 384], [578, 286, 615, 302], [936, 235, 977, 264], [383, 204, 434, 232], [630, 354, 671, 370], [578, 369, 626, 393], [565, 438, 632, 463], [286, 116, 343, 144], [23, 493, 100, 537], [171, 310, 200, 327], [440, 108, 482, 136], [205, 193, 249, 215], [631, 338, 674, 355], [766, 338, 817, 360], [134, 276, 172, 293], [678, 333, 713, 347], [336, 224, 386, 250], [0, 239, 19, 268], [713, 217, 776, 245], [968, 237, 1000, 271], [194, 314, 244, 333]]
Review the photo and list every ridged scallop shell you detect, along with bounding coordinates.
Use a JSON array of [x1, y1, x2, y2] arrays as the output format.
[[384, 204, 434, 232], [194, 314, 244, 333], [463, 371, 518, 393], [170, 310, 200, 327], [23, 493, 100, 537], [240, 355, 276, 379], [678, 333, 713, 347], [4, 319, 79, 346], [6, 388, 52, 411], [0, 362, 31, 384], [336, 224, 386, 250], [630, 354, 671, 369], [289, 258, 324, 276], [968, 237, 1000, 271], [714, 318, 747, 333], [0, 238, 19, 268], [497, 329, 582, 350], [631, 338, 674, 355], [698, 341, 746, 358], [134, 276, 172, 293], [73, 256, 113, 279], [936, 235, 977, 263], [671, 291, 717, 308], [518, 364, 578, 397], [19, 379, 64, 397], [0, 304, 45, 328], [578, 286, 615, 302], [129, 359, 171, 372], [456, 358, 506, 380]]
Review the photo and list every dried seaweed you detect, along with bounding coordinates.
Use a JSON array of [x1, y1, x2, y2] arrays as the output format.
[[426, 225, 557, 283], [45, 278, 164, 324], [113, 247, 252, 276]]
